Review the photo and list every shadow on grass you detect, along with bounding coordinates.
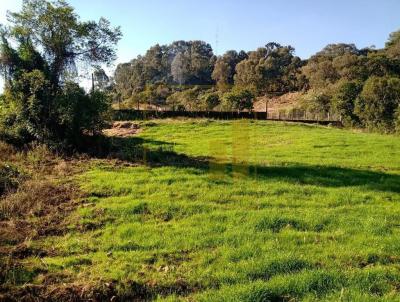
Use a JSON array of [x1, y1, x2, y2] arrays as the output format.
[[80, 135, 400, 194]]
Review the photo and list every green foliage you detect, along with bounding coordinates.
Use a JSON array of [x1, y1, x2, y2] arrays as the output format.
[[112, 30, 400, 132], [93, 67, 111, 92], [56, 84, 110, 146], [234, 43, 303, 95], [365, 52, 400, 78], [166, 86, 205, 111], [0, 69, 51, 144], [212, 50, 247, 90], [0, 163, 20, 195], [385, 29, 400, 58], [114, 40, 215, 100], [0, 0, 120, 148], [6, 0, 121, 85], [355, 76, 400, 131], [332, 80, 363, 126], [300, 89, 332, 115], [199, 91, 220, 111], [17, 120, 400, 301], [301, 44, 362, 89], [396, 107, 400, 133], [299, 38, 400, 131], [222, 88, 254, 111]]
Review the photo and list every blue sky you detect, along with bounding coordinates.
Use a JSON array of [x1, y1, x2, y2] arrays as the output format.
[[61, 0, 400, 60], [1, 0, 400, 90]]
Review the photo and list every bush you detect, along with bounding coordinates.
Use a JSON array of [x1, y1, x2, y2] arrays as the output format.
[[0, 82, 110, 150], [0, 164, 21, 196], [0, 73, 47, 145], [395, 107, 400, 133], [166, 86, 205, 111], [56, 83, 111, 148], [332, 80, 362, 126], [221, 88, 254, 111], [199, 91, 220, 111], [300, 89, 332, 115], [355, 76, 400, 132]]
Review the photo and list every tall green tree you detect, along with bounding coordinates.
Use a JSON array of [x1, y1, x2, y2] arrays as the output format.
[[386, 29, 400, 58], [212, 50, 247, 90], [355, 76, 400, 131], [234, 43, 302, 96], [332, 80, 362, 126], [0, 0, 121, 147]]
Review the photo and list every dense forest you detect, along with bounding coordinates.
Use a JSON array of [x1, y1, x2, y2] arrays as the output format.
[[113, 32, 400, 132]]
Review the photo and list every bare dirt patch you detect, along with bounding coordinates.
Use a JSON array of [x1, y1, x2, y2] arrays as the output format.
[[253, 92, 302, 113], [103, 121, 142, 137]]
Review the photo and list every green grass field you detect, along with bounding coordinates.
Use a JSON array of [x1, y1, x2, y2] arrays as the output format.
[[21, 120, 400, 301]]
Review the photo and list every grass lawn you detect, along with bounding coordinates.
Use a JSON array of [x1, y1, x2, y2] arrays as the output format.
[[17, 120, 400, 301]]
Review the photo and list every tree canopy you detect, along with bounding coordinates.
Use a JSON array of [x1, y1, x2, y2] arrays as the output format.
[[0, 0, 121, 147], [1, 1, 400, 135]]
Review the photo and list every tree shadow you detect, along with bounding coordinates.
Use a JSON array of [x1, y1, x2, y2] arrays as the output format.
[[79, 135, 210, 168], [221, 163, 400, 193], [80, 135, 400, 194]]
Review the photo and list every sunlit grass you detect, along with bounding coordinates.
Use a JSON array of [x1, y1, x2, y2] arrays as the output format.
[[36, 120, 400, 300]]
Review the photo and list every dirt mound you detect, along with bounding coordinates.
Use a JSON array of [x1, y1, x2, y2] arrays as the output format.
[[103, 121, 142, 137], [253, 92, 302, 113]]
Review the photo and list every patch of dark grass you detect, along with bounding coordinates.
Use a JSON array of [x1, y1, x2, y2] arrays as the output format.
[[255, 216, 308, 233], [0, 164, 21, 196], [264, 270, 346, 299], [80, 135, 400, 194], [350, 268, 400, 296], [131, 202, 151, 215], [248, 258, 313, 281], [64, 257, 93, 268], [0, 264, 46, 287]]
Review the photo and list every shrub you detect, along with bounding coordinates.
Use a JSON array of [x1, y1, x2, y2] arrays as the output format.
[[55, 83, 111, 148], [355, 76, 400, 132], [0, 83, 110, 149], [221, 89, 254, 111], [199, 91, 220, 111], [0, 164, 21, 196], [332, 80, 363, 126], [166, 86, 205, 111], [396, 106, 400, 133], [300, 89, 332, 116]]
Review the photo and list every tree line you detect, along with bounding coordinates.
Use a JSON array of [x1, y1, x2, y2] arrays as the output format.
[[0, 0, 399, 152], [113, 33, 400, 132]]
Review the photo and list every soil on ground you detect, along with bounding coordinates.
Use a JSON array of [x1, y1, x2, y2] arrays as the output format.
[[103, 121, 142, 137]]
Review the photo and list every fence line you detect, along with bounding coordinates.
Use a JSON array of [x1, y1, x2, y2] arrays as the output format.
[[112, 109, 343, 126]]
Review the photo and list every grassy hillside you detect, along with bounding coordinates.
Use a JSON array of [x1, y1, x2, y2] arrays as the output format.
[[3, 120, 400, 301]]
